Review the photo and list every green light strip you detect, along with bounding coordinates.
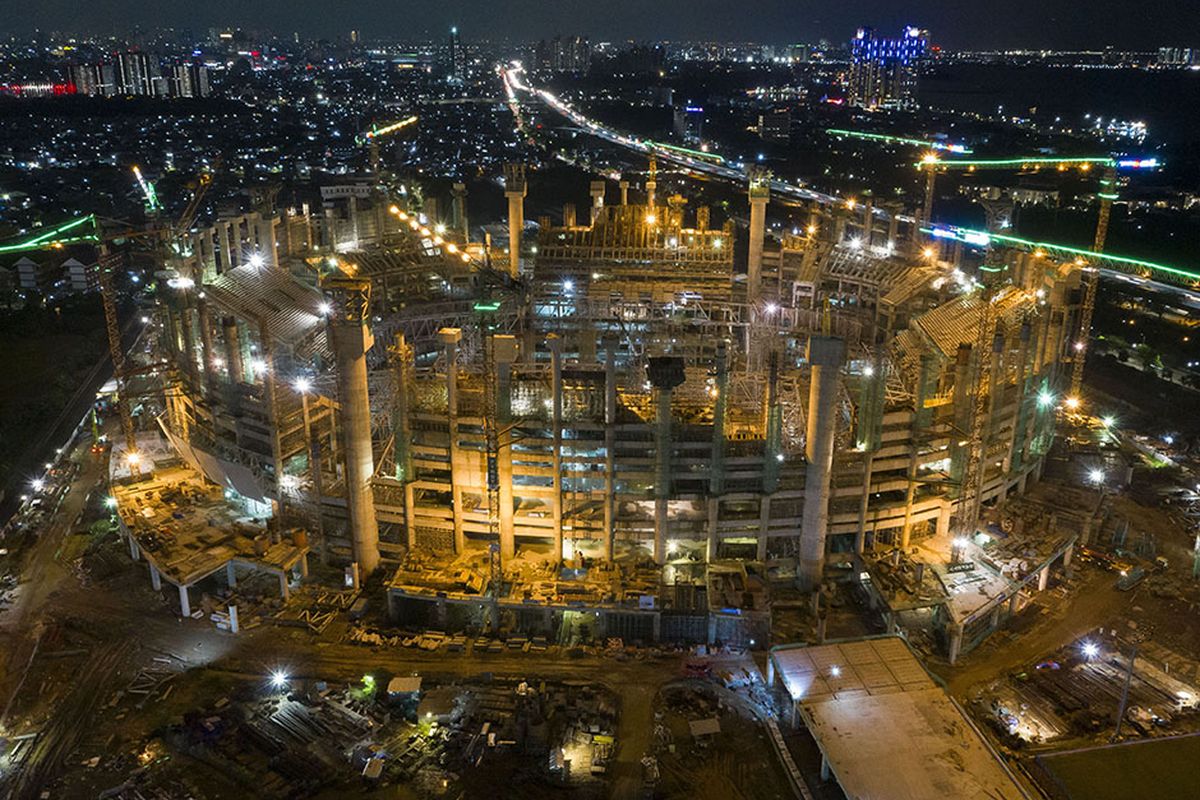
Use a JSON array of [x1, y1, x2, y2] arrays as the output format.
[[647, 140, 726, 164], [827, 128, 973, 153], [0, 215, 97, 253], [917, 156, 1115, 169], [922, 226, 1200, 284]]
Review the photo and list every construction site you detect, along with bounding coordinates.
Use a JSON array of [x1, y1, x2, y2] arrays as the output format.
[[36, 123, 1118, 671], [4, 71, 1200, 800]]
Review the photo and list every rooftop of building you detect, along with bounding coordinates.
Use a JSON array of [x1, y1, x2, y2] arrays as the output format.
[[771, 636, 1027, 800], [112, 461, 308, 588]]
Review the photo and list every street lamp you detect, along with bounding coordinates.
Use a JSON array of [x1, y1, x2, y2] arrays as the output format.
[[270, 671, 288, 690], [1037, 390, 1055, 409], [1082, 641, 1100, 660], [1089, 468, 1105, 485]]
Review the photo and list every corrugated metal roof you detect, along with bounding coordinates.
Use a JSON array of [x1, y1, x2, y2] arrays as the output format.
[[913, 286, 1032, 359], [205, 265, 329, 360]]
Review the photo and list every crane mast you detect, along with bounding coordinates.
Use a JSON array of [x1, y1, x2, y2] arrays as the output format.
[[1070, 164, 1116, 401]]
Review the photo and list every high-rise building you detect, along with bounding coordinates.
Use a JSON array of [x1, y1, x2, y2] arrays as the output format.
[[1158, 46, 1199, 66], [758, 107, 791, 142], [672, 104, 704, 144], [115, 51, 168, 96], [847, 26, 928, 110], [171, 63, 211, 98], [535, 35, 592, 73], [448, 26, 464, 82], [71, 58, 208, 98]]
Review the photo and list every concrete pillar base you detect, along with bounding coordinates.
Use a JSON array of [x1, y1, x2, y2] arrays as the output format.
[[150, 564, 161, 591], [229, 604, 240, 634], [179, 584, 191, 618]]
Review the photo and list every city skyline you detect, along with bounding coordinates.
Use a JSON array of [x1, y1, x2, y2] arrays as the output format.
[[6, 0, 1199, 50]]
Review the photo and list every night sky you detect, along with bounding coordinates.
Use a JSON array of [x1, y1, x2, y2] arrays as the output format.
[[9, 0, 1200, 50]]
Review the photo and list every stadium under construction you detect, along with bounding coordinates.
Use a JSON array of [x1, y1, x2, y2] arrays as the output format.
[[104, 163, 1094, 660]]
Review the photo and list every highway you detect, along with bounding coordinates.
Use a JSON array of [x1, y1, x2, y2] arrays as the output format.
[[501, 66, 905, 223]]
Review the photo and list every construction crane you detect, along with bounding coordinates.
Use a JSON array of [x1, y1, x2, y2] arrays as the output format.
[[132, 166, 161, 215], [0, 216, 141, 468], [1070, 163, 1117, 402], [356, 115, 418, 176], [0, 163, 217, 473]]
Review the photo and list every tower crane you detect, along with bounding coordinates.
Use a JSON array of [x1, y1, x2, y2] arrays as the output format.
[[132, 166, 161, 215], [356, 115, 418, 176], [0, 162, 218, 474]]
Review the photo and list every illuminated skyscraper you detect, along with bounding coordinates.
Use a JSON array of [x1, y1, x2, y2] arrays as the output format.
[[847, 26, 928, 110], [448, 26, 464, 82]]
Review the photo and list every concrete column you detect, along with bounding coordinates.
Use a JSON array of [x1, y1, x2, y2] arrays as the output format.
[[228, 604, 240, 634], [1009, 591, 1021, 615], [1062, 542, 1074, 568], [799, 337, 844, 591], [392, 333, 414, 483], [589, 180, 605, 224], [496, 335, 519, 561], [1009, 323, 1034, 474], [936, 504, 953, 537], [762, 351, 782, 493], [603, 337, 617, 560], [451, 182, 469, 241], [226, 562, 237, 587], [216, 221, 233, 273], [950, 343, 973, 490], [257, 216, 278, 268], [222, 316, 243, 384], [178, 584, 191, 618], [706, 498, 719, 563], [648, 357, 685, 564], [440, 328, 465, 553], [766, 655, 776, 688], [947, 621, 963, 665], [1038, 564, 1050, 592], [619, 180, 629, 206], [149, 563, 161, 591], [757, 496, 771, 561], [278, 571, 290, 601], [855, 453, 875, 554], [128, 536, 141, 561], [549, 335, 565, 563], [197, 299, 218, 394], [820, 754, 832, 781], [323, 276, 381, 576], [299, 553, 309, 578], [747, 179, 769, 304], [504, 164, 527, 279], [709, 340, 729, 497]]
